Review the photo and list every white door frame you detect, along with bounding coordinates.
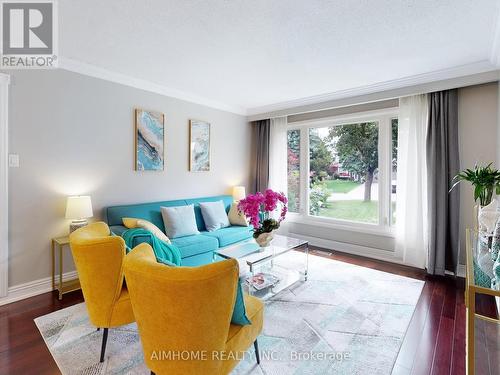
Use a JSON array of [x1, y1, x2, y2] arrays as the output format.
[[0, 73, 10, 297]]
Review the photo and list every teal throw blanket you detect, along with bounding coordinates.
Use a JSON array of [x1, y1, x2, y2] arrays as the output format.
[[122, 228, 182, 266]]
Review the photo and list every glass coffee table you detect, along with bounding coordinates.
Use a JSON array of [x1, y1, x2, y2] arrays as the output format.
[[215, 234, 309, 299]]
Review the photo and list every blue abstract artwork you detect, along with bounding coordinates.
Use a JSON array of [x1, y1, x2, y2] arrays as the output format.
[[135, 109, 164, 171], [189, 119, 210, 172]]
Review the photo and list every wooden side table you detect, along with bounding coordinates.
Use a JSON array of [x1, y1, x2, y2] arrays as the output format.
[[51, 236, 80, 300]]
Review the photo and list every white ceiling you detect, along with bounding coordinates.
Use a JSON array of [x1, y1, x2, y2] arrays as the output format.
[[59, 0, 500, 115]]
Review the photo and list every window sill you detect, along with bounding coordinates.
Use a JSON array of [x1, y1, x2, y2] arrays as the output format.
[[284, 213, 396, 238]]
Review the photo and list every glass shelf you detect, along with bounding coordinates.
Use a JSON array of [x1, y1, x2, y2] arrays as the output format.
[[474, 316, 500, 375], [465, 229, 500, 375], [466, 229, 500, 294], [216, 234, 309, 300]]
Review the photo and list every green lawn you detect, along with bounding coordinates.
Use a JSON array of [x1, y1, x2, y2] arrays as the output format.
[[316, 200, 397, 224], [324, 180, 360, 194], [318, 200, 378, 223]]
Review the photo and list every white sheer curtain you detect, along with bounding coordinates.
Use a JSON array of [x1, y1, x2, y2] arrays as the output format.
[[268, 116, 288, 196], [396, 95, 429, 269]]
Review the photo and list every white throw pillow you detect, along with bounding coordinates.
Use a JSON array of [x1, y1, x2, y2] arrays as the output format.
[[199, 200, 230, 231], [122, 217, 171, 243], [228, 202, 248, 226], [161, 205, 200, 238], [136, 219, 171, 244]]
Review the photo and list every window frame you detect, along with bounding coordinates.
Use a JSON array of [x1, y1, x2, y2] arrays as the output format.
[[286, 107, 399, 237]]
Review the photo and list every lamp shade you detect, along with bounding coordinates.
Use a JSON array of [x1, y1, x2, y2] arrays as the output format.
[[65, 196, 93, 220], [232, 186, 246, 201]]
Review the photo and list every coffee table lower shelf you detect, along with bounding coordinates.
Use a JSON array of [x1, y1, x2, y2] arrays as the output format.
[[242, 264, 305, 300], [215, 234, 309, 301]]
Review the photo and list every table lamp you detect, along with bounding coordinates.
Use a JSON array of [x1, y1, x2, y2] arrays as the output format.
[[232, 186, 246, 201], [65, 196, 93, 233]]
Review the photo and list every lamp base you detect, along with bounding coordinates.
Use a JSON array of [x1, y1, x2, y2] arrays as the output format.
[[70, 219, 88, 233]]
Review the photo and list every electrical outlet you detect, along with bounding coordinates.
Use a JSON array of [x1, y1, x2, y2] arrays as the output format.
[[8, 154, 19, 168]]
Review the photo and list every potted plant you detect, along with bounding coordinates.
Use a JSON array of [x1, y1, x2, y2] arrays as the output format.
[[238, 189, 287, 247], [450, 163, 500, 207]]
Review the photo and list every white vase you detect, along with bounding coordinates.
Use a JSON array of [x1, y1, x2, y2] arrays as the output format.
[[255, 231, 275, 248], [478, 200, 500, 234]]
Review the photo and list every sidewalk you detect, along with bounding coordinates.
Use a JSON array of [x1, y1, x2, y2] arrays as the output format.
[[326, 183, 396, 202]]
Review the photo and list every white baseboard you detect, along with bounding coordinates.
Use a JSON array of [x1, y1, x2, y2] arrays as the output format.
[[289, 232, 413, 267], [289, 232, 469, 276], [0, 271, 78, 307]]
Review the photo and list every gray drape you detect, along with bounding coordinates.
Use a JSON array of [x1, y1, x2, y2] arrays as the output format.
[[426, 90, 460, 275], [251, 119, 270, 193]]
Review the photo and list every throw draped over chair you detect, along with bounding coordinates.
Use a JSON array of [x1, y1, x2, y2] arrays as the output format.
[[69, 221, 135, 362]]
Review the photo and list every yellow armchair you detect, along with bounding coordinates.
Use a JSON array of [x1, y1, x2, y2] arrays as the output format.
[[69, 221, 135, 362], [124, 243, 264, 375]]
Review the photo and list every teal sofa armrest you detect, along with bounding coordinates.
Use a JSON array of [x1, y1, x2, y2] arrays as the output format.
[[109, 225, 127, 236]]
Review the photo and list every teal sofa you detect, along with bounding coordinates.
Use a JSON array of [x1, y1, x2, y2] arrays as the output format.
[[105, 195, 252, 266]]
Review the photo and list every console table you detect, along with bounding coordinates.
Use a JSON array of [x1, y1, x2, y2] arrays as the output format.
[[51, 236, 80, 299], [464, 229, 500, 375]]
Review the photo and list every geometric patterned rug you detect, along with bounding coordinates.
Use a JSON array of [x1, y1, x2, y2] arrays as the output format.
[[34, 252, 424, 375]]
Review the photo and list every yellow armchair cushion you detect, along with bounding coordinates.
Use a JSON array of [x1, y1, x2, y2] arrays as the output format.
[[222, 294, 264, 374], [109, 286, 135, 327]]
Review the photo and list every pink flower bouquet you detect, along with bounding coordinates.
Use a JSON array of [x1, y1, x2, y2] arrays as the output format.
[[238, 189, 288, 239]]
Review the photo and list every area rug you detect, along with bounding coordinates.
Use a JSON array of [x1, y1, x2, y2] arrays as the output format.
[[34, 251, 424, 375]]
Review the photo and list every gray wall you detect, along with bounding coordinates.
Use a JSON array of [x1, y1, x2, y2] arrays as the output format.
[[6, 69, 251, 287], [458, 82, 499, 263], [498, 82, 500, 176]]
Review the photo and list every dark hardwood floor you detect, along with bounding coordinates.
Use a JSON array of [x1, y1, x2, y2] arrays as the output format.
[[0, 248, 497, 375]]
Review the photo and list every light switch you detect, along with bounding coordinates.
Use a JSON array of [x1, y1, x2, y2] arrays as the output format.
[[8, 154, 19, 168]]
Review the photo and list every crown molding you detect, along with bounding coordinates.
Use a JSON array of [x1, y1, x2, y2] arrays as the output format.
[[58, 57, 499, 120], [247, 60, 499, 119], [58, 57, 247, 116]]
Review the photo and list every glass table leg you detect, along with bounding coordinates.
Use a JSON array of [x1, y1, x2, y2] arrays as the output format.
[[249, 263, 255, 296], [304, 243, 309, 281], [51, 240, 55, 291], [59, 243, 63, 300]]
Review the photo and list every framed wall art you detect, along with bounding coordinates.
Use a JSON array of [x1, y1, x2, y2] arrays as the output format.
[[135, 109, 165, 171], [189, 119, 210, 172]]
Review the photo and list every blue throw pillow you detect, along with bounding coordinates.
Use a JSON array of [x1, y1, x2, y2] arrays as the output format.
[[199, 200, 230, 232], [160, 205, 200, 238], [232, 278, 251, 325]]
